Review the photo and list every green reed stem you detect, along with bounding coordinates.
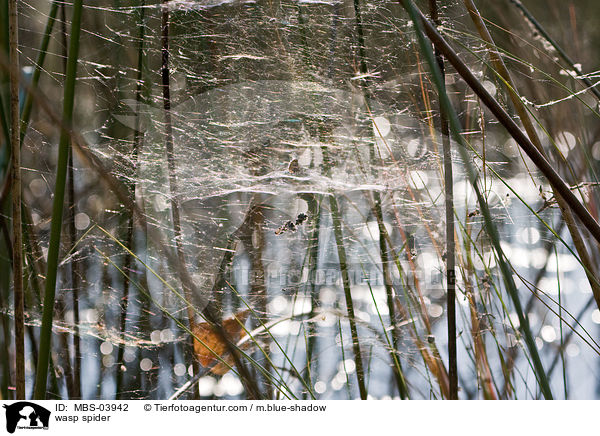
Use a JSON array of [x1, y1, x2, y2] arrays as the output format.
[[351, 0, 410, 398], [329, 195, 368, 400], [304, 195, 321, 397], [59, 2, 80, 399], [373, 194, 409, 399], [34, 0, 84, 400]]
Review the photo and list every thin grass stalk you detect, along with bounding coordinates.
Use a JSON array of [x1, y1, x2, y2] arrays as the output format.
[[45, 354, 62, 399], [328, 195, 367, 399], [459, 219, 500, 400], [8, 0, 23, 400], [4, 209, 46, 313], [161, 0, 195, 327], [34, 0, 84, 400], [160, 0, 203, 398], [506, 0, 600, 101], [130, 5, 151, 399], [0, 91, 9, 171], [0, 0, 6, 51], [116, 0, 146, 400], [457, 200, 531, 399], [352, 0, 368, 80], [0, 0, 9, 180], [398, 0, 553, 399], [250, 204, 270, 396], [377, 215, 450, 396], [514, 273, 600, 354], [20, 210, 61, 398], [351, 0, 410, 397], [314, 114, 367, 400], [389, 194, 435, 334], [0, 213, 13, 399], [547, 296, 594, 378], [524, 220, 565, 315], [461, 0, 600, 317], [294, 1, 310, 68], [373, 194, 409, 398], [67, 152, 81, 398], [393, 298, 449, 398], [458, 230, 499, 399], [555, 248, 567, 398], [429, 0, 457, 400], [465, 289, 498, 399], [55, 296, 74, 396], [237, 196, 271, 396], [304, 195, 320, 397]]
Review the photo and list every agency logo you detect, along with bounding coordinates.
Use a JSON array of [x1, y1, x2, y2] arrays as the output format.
[[2, 402, 50, 433]]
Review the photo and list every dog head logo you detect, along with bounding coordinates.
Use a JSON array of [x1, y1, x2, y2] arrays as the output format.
[[2, 402, 51, 433]]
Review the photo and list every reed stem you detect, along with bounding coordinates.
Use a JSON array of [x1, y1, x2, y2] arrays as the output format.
[[329, 195, 368, 400], [8, 0, 24, 400], [429, 0, 457, 401], [34, 0, 84, 400], [116, 0, 146, 400]]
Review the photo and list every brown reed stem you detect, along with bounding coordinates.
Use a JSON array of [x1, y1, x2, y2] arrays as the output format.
[[429, 0, 457, 401], [8, 0, 24, 400]]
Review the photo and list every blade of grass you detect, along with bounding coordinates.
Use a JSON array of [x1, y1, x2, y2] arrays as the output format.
[[371, 193, 409, 398], [303, 194, 321, 397], [0, 211, 13, 399]]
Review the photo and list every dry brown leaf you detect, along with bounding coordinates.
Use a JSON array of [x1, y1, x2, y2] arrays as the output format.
[[192, 309, 251, 373]]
